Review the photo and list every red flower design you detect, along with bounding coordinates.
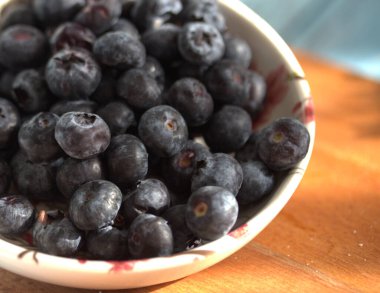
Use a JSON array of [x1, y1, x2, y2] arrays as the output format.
[[292, 97, 315, 124], [228, 223, 249, 239], [107, 260, 138, 273]]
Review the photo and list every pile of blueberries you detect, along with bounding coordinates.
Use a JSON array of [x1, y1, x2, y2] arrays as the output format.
[[0, 0, 310, 260]]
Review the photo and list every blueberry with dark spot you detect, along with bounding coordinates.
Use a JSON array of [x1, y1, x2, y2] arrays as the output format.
[[223, 35, 252, 68], [12, 69, 53, 114], [117, 69, 162, 111], [0, 195, 35, 236], [97, 101, 135, 135], [0, 98, 20, 149], [167, 77, 214, 127], [45, 48, 102, 101], [50, 22, 96, 52], [33, 211, 83, 257], [131, 0, 182, 32], [50, 100, 98, 116], [243, 71, 267, 117], [18, 112, 62, 163], [141, 57, 165, 91], [236, 160, 275, 205], [55, 112, 111, 160], [178, 22, 225, 65], [0, 24, 47, 70], [0, 160, 11, 194], [138, 105, 188, 157], [185, 186, 238, 241], [235, 133, 259, 163], [75, 0, 122, 35], [257, 117, 310, 171], [123, 179, 170, 223], [106, 134, 148, 190], [204, 105, 251, 153], [93, 31, 146, 70], [0, 3, 36, 31], [109, 18, 140, 39], [69, 180, 123, 231], [191, 153, 243, 196], [128, 213, 173, 258], [56, 156, 105, 199], [86, 225, 129, 260]]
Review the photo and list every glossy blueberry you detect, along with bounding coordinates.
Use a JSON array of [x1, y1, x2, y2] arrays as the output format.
[[0, 3, 36, 31], [191, 153, 243, 196], [0, 195, 35, 236], [128, 213, 173, 258], [33, 0, 86, 26], [75, 0, 122, 35], [236, 161, 275, 205], [0, 98, 20, 149], [142, 24, 181, 64], [50, 22, 96, 52], [56, 156, 105, 198], [167, 78, 214, 127], [106, 134, 148, 190], [257, 117, 310, 171], [223, 35, 252, 68], [33, 211, 83, 257], [243, 71, 267, 117], [235, 133, 259, 163], [185, 186, 238, 241], [117, 69, 162, 110], [131, 0, 182, 32], [18, 112, 61, 163], [0, 25, 47, 70], [123, 179, 170, 223], [45, 49, 102, 101], [204, 105, 252, 153], [141, 57, 166, 91], [55, 112, 111, 160], [12, 69, 53, 114], [178, 22, 225, 65], [50, 100, 98, 116], [69, 180, 123, 231], [162, 140, 210, 193], [93, 31, 146, 70], [138, 105, 188, 157], [0, 160, 11, 194], [86, 226, 129, 260], [97, 101, 135, 135], [90, 70, 117, 105], [109, 19, 140, 39]]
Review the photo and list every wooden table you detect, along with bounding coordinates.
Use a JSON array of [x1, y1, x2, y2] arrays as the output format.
[[1, 51, 379, 292]]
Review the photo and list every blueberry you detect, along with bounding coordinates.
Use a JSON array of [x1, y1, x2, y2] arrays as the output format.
[[191, 153, 243, 196], [93, 31, 146, 70], [235, 133, 259, 163], [45, 49, 102, 101], [0, 160, 11, 194], [185, 186, 238, 241], [166, 77, 214, 127], [131, 0, 182, 32], [0, 98, 20, 149], [141, 56, 166, 91], [18, 112, 62, 163], [0, 25, 47, 70], [109, 19, 140, 39], [33, 0, 86, 26], [75, 0, 122, 35], [106, 134, 148, 190], [243, 71, 267, 117], [123, 179, 170, 223], [50, 22, 96, 53], [50, 100, 98, 116], [69, 180, 123, 231], [117, 69, 162, 110], [55, 112, 110, 160], [257, 117, 310, 171], [90, 70, 117, 105], [236, 161, 275, 205], [128, 213, 173, 258], [56, 156, 105, 199], [138, 105, 188, 157], [86, 226, 129, 260], [142, 24, 181, 64], [175, 61, 209, 80], [0, 3, 36, 31], [12, 69, 53, 114], [96, 101, 135, 135], [0, 195, 35, 236], [178, 22, 225, 65], [33, 211, 83, 257], [204, 105, 252, 153], [223, 35, 252, 68], [162, 140, 210, 193]]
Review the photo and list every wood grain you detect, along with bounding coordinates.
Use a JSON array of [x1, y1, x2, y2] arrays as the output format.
[[1, 51, 379, 293]]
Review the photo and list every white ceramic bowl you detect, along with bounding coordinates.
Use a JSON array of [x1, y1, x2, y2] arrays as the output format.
[[0, 0, 316, 289]]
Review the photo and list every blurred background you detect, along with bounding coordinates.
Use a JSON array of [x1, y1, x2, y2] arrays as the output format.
[[242, 0, 380, 81]]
